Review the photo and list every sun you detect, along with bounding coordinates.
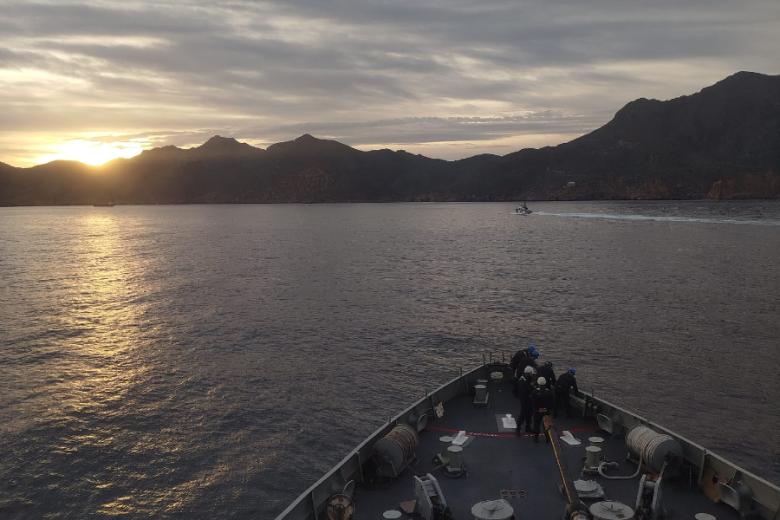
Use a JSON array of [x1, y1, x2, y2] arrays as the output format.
[[37, 139, 144, 166]]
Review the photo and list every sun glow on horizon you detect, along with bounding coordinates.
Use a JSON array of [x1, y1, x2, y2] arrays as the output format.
[[36, 139, 145, 166]]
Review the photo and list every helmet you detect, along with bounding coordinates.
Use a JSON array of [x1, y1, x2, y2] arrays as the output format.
[[568, 368, 576, 375], [537, 377, 547, 387], [523, 366, 535, 375], [531, 351, 539, 359]]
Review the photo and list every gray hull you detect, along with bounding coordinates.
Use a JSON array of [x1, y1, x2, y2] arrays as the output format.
[[275, 361, 780, 520]]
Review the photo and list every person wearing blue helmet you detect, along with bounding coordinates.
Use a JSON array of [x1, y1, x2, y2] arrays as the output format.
[[510, 343, 538, 376], [554, 368, 580, 419]]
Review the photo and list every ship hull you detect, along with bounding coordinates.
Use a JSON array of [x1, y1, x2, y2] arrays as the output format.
[[275, 361, 779, 519]]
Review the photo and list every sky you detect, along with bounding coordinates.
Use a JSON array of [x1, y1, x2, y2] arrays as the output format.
[[1, 0, 779, 167]]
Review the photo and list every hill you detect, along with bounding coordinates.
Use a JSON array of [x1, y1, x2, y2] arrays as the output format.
[[497, 71, 780, 199], [1, 71, 778, 205]]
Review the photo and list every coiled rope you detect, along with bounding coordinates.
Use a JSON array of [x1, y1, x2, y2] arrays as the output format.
[[598, 425, 674, 480], [384, 423, 419, 462]]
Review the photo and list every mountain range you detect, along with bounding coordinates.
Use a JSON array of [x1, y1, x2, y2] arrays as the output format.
[[1, 71, 778, 205]]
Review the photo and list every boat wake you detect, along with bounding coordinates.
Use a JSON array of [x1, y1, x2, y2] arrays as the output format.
[[533, 211, 780, 226]]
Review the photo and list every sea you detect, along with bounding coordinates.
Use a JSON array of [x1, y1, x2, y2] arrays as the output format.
[[1, 201, 778, 519]]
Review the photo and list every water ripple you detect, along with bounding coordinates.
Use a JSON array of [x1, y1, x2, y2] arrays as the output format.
[[0, 201, 778, 519]]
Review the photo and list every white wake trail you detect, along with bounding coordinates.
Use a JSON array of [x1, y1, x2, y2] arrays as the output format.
[[532, 211, 780, 226]]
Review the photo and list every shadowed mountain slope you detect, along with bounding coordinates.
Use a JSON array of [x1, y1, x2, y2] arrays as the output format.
[[1, 72, 778, 205], [497, 71, 780, 199]]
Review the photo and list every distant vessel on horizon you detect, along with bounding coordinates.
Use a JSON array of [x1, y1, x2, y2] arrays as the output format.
[[514, 202, 532, 215], [92, 202, 115, 207]]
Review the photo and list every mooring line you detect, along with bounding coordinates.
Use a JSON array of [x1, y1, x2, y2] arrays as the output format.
[[427, 424, 598, 439]]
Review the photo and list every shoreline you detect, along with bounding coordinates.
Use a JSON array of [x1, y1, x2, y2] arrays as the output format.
[[3, 197, 780, 208]]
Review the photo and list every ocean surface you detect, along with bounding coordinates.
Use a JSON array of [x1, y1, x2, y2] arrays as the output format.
[[1, 201, 779, 519]]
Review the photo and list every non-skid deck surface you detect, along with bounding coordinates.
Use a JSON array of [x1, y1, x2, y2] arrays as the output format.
[[353, 377, 738, 519]]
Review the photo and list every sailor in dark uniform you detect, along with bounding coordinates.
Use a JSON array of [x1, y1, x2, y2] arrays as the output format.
[[554, 368, 581, 418], [531, 376, 554, 443], [515, 366, 536, 434], [537, 361, 556, 389], [510, 345, 533, 372], [513, 348, 537, 382]]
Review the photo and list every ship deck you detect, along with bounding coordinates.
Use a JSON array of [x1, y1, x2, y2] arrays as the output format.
[[352, 374, 739, 520]]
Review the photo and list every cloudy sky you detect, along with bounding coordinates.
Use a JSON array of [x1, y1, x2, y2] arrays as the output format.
[[1, 0, 778, 166]]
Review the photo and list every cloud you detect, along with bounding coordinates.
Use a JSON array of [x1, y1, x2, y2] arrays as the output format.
[[1, 0, 778, 165]]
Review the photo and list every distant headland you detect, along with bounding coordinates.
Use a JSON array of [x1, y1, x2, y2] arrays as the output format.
[[1, 71, 778, 206]]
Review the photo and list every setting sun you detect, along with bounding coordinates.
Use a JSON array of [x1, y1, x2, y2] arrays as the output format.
[[36, 139, 144, 166]]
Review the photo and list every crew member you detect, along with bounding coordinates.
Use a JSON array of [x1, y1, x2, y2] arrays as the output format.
[[554, 368, 581, 418], [531, 376, 554, 443], [510, 344, 538, 376], [515, 366, 535, 434], [521, 346, 540, 375], [513, 360, 536, 395], [537, 361, 556, 389]]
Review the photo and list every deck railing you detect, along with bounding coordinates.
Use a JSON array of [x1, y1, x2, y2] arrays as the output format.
[[580, 391, 780, 519], [275, 361, 780, 520], [273, 363, 492, 520]]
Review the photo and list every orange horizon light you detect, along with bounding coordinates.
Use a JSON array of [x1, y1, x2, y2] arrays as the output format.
[[34, 139, 145, 167]]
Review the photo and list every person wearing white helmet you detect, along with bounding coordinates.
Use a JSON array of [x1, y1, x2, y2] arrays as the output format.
[[531, 376, 555, 443], [514, 365, 536, 434], [513, 363, 535, 394]]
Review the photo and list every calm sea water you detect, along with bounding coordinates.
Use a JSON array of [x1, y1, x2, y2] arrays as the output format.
[[1, 201, 779, 518]]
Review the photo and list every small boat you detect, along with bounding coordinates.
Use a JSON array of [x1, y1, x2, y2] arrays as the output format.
[[515, 202, 532, 215], [275, 357, 780, 520]]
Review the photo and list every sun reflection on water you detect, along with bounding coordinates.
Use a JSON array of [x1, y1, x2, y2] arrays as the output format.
[[46, 211, 172, 510], [4, 203, 778, 518]]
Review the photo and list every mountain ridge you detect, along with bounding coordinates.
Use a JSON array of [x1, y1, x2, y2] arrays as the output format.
[[1, 71, 778, 205]]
